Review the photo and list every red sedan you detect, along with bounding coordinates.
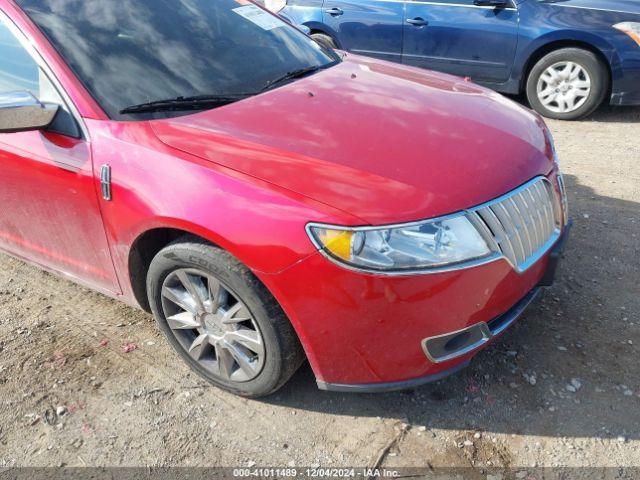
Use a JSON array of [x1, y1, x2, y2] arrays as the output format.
[[0, 0, 569, 396]]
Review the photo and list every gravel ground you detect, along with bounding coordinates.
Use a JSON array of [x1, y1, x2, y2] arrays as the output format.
[[0, 104, 638, 472]]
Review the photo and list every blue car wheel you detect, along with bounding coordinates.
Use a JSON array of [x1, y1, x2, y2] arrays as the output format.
[[526, 48, 610, 121]]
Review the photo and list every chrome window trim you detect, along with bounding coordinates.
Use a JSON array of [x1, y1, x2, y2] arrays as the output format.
[[347, 0, 518, 10], [0, 9, 89, 140], [537, 2, 639, 16], [306, 176, 562, 277], [406, 0, 517, 11]]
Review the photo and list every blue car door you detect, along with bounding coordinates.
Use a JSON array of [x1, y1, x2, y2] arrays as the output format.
[[402, 0, 520, 84], [322, 0, 405, 62]]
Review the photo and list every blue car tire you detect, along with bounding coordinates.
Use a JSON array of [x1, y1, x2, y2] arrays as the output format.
[[526, 48, 609, 120]]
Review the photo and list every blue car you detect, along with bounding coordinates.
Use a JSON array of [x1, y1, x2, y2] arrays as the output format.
[[265, 0, 640, 120]]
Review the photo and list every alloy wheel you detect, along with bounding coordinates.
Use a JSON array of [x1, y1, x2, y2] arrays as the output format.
[[536, 61, 592, 114], [160, 268, 265, 382]]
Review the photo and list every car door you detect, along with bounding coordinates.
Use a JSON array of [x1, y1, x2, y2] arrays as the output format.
[[0, 15, 120, 294], [322, 0, 405, 62], [402, 0, 520, 84]]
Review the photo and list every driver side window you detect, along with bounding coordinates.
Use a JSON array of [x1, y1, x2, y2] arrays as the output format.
[[0, 19, 40, 95], [0, 17, 80, 137]]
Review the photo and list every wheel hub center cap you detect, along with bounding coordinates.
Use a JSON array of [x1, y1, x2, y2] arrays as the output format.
[[203, 313, 224, 336]]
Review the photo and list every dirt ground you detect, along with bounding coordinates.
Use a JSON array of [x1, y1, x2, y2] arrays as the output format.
[[0, 104, 638, 473]]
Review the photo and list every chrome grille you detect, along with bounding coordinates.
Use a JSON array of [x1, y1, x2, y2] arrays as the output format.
[[467, 177, 561, 272]]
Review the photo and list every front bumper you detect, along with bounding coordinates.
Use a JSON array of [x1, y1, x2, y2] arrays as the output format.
[[610, 43, 640, 106], [610, 89, 640, 106], [317, 221, 571, 393], [318, 288, 541, 393], [259, 218, 571, 392]]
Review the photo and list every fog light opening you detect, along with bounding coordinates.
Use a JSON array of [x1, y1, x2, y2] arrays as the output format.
[[422, 322, 491, 364], [444, 331, 473, 353]]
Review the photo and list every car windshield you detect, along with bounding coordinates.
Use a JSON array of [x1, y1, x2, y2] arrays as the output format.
[[17, 0, 340, 119]]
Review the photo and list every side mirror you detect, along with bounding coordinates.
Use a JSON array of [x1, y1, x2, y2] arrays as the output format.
[[0, 91, 59, 134], [473, 0, 509, 6]]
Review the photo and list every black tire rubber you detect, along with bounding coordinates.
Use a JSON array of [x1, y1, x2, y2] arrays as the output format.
[[146, 237, 305, 397], [526, 48, 609, 121], [311, 32, 338, 50]]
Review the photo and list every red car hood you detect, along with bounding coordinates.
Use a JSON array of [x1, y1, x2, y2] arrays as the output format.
[[151, 55, 553, 225]]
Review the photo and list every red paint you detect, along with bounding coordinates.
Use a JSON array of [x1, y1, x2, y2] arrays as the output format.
[[0, 1, 566, 387], [0, 128, 119, 292], [256, 242, 553, 385], [121, 343, 138, 353], [153, 56, 551, 225]]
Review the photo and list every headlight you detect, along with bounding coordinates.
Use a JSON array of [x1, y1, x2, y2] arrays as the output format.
[[307, 215, 495, 274], [614, 22, 640, 46], [264, 0, 286, 13]]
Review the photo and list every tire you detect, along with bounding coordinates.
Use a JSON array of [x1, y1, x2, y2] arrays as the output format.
[[526, 48, 609, 120], [146, 237, 305, 397], [311, 33, 337, 50]]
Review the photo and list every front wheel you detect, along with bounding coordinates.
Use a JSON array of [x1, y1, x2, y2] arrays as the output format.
[[526, 48, 609, 120], [146, 238, 305, 397]]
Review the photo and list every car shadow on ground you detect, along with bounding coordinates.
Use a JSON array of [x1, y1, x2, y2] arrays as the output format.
[[265, 173, 640, 441]]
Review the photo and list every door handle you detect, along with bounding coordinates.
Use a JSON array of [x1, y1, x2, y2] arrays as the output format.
[[407, 17, 429, 26], [325, 7, 344, 16]]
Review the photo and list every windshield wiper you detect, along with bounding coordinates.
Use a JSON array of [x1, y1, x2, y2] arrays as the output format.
[[121, 65, 329, 114], [260, 65, 323, 92], [120, 93, 252, 114]]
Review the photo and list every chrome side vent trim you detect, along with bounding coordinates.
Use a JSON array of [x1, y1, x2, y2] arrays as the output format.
[[100, 164, 112, 201]]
